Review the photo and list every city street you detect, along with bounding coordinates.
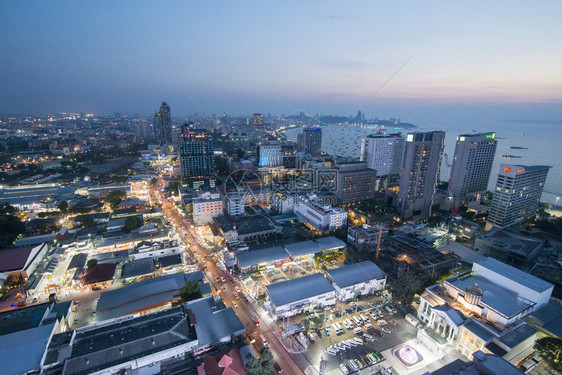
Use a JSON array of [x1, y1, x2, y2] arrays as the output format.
[[159, 186, 310, 374]]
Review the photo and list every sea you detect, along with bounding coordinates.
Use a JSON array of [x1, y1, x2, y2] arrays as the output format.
[[284, 121, 562, 205]]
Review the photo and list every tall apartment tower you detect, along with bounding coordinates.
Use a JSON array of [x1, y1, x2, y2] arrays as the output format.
[[449, 132, 497, 206], [360, 133, 404, 190], [396, 131, 445, 219], [302, 126, 322, 157], [257, 141, 282, 167], [179, 124, 215, 189], [486, 164, 550, 230], [153, 102, 172, 145]]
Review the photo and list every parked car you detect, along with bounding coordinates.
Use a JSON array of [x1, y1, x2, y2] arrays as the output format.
[[382, 327, 391, 334]]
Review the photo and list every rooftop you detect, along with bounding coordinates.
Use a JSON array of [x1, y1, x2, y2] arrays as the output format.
[[438, 242, 486, 265], [120, 258, 155, 279], [62, 307, 194, 375], [82, 263, 116, 285], [526, 300, 562, 337], [235, 246, 290, 267], [326, 261, 386, 288], [96, 272, 204, 322], [284, 240, 323, 257], [266, 273, 335, 307], [478, 229, 544, 258], [0, 246, 35, 272], [315, 236, 347, 251], [0, 323, 56, 375], [447, 274, 533, 318], [185, 297, 244, 348], [67, 253, 88, 270], [474, 257, 553, 294], [462, 318, 498, 342]]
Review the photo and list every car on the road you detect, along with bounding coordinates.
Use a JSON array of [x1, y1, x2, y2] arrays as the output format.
[[232, 302, 238, 308], [221, 286, 227, 292], [221, 277, 225, 282], [235, 286, 240, 293], [307, 332, 315, 343], [273, 362, 282, 373], [215, 277, 220, 282], [316, 329, 322, 338], [324, 328, 330, 336]]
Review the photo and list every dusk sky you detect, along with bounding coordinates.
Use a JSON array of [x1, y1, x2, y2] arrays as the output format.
[[1, 1, 562, 119]]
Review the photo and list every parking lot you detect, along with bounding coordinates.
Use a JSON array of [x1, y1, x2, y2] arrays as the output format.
[[288, 298, 418, 374]]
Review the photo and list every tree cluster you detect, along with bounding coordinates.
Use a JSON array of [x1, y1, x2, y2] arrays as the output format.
[[0, 203, 25, 249], [123, 216, 142, 233], [534, 337, 562, 372], [105, 190, 127, 210], [389, 270, 434, 304], [180, 281, 202, 302], [245, 347, 273, 375]]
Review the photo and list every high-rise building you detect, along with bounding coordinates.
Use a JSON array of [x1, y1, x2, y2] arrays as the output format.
[[153, 102, 172, 145], [257, 141, 282, 167], [179, 125, 215, 189], [159, 102, 172, 144], [252, 113, 265, 127], [334, 162, 377, 205], [486, 164, 550, 229], [360, 133, 404, 189], [302, 126, 322, 157], [449, 132, 497, 206], [396, 131, 445, 218]]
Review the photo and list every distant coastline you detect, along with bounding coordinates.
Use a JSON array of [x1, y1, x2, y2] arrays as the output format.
[[500, 119, 562, 125]]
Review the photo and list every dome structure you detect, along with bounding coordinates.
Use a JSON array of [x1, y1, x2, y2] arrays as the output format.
[[465, 283, 483, 305]]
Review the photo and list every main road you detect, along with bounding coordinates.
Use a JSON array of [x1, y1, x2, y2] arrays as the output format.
[[158, 189, 314, 375]]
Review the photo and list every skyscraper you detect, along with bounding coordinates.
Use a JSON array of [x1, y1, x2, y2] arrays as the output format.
[[396, 131, 445, 218], [179, 124, 215, 189], [360, 133, 404, 189], [154, 102, 172, 145], [257, 141, 282, 167], [449, 132, 497, 206], [302, 126, 322, 157], [486, 164, 550, 230]]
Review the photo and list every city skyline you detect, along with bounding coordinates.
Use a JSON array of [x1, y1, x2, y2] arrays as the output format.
[[1, 1, 562, 119]]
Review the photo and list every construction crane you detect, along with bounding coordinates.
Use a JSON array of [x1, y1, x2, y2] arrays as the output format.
[[375, 225, 436, 263]]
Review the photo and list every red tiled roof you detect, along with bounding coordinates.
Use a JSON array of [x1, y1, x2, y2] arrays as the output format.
[[82, 263, 117, 285], [202, 347, 246, 375], [0, 246, 35, 272]]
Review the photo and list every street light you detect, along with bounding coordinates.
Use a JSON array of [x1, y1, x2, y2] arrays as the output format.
[[556, 197, 560, 211]]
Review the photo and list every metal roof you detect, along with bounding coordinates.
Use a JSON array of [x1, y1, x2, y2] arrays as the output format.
[[185, 297, 244, 347], [284, 240, 323, 257], [315, 236, 347, 251], [0, 323, 56, 375], [326, 261, 386, 288], [448, 275, 533, 318], [475, 257, 553, 293], [266, 273, 335, 307], [120, 258, 155, 279], [235, 246, 290, 267], [96, 272, 204, 322]]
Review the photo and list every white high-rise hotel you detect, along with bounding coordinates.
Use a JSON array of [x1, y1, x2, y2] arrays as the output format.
[[360, 133, 404, 189], [486, 164, 550, 230], [449, 132, 498, 206]]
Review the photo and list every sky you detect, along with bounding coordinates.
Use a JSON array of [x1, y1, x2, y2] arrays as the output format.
[[1, 1, 562, 119]]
